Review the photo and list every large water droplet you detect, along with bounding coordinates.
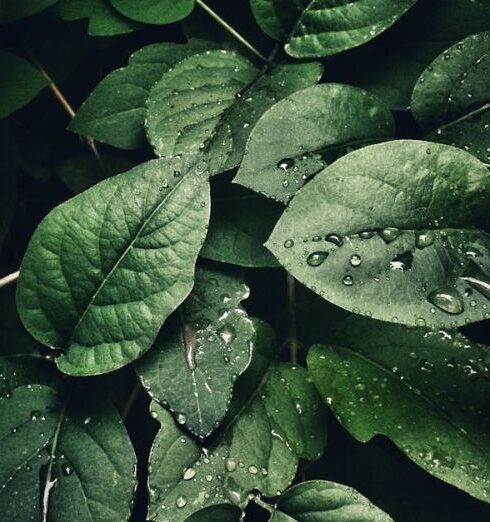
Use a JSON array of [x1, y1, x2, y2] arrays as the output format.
[[225, 458, 237, 472], [349, 254, 361, 267], [176, 496, 187, 508], [379, 227, 400, 243], [277, 158, 294, 171], [427, 288, 464, 314], [416, 230, 435, 249], [325, 233, 343, 247], [307, 251, 328, 267], [183, 468, 196, 480], [343, 275, 354, 286]]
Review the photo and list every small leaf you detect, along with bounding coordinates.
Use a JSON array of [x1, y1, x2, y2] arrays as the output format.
[[250, 0, 417, 58], [266, 140, 490, 328], [234, 83, 395, 203], [110, 0, 194, 24], [145, 52, 323, 174], [56, 0, 141, 36], [69, 39, 213, 149], [200, 181, 281, 267], [135, 266, 255, 438], [0, 359, 137, 521], [411, 31, 490, 163], [0, 0, 58, 22], [16, 158, 210, 376], [307, 316, 490, 503], [270, 480, 393, 521], [146, 321, 327, 521], [0, 51, 48, 119]]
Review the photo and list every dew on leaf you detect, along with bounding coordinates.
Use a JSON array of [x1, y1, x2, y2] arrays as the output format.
[[306, 251, 328, 267], [325, 233, 343, 246], [349, 254, 361, 267], [427, 288, 464, 315]]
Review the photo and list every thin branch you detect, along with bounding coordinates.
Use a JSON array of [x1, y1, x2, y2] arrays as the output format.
[[0, 270, 20, 288], [287, 273, 299, 364], [196, 0, 268, 63]]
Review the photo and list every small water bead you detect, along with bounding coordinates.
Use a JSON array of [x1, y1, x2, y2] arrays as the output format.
[[282, 179, 289, 188], [307, 251, 328, 267], [427, 288, 464, 315], [277, 158, 294, 171], [176, 413, 186, 425], [30, 410, 42, 421], [416, 230, 435, 249], [284, 239, 294, 248], [182, 468, 196, 480], [217, 325, 236, 345], [325, 233, 343, 246], [343, 275, 354, 286], [176, 496, 187, 508], [225, 458, 237, 472], [173, 170, 181, 178], [349, 254, 361, 267], [415, 317, 426, 327], [354, 383, 366, 391], [61, 463, 73, 477], [379, 227, 400, 243], [248, 465, 258, 475], [359, 231, 375, 239]]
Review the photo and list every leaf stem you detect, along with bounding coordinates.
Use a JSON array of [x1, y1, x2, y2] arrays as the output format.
[[195, 0, 268, 63], [0, 270, 20, 288], [287, 273, 298, 364], [252, 495, 275, 513]]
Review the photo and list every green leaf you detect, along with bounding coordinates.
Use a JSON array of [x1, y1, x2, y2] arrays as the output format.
[[234, 83, 395, 203], [266, 140, 490, 328], [16, 158, 210, 376], [411, 32, 490, 163], [0, 0, 58, 22], [110, 0, 194, 24], [69, 39, 213, 149], [0, 51, 48, 119], [250, 0, 417, 58], [56, 0, 141, 36], [307, 316, 490, 503], [146, 321, 327, 521], [0, 359, 137, 521], [55, 154, 136, 193], [270, 480, 393, 521], [135, 266, 255, 438], [200, 181, 281, 267], [145, 52, 323, 174]]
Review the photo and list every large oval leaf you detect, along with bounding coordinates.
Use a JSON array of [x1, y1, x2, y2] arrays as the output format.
[[270, 480, 393, 521], [145, 51, 323, 174], [69, 39, 213, 149], [110, 0, 194, 24], [234, 83, 394, 203], [16, 158, 210, 376], [266, 140, 490, 328], [135, 266, 255, 438], [411, 31, 490, 163], [0, 359, 137, 521], [250, 0, 417, 58], [307, 316, 490, 502], [146, 321, 327, 521]]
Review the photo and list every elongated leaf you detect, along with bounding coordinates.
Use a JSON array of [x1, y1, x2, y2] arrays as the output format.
[[307, 315, 490, 503], [270, 480, 393, 521], [56, 0, 141, 36], [250, 0, 417, 58], [136, 266, 255, 438], [0, 359, 137, 521], [411, 32, 490, 163], [110, 0, 194, 24], [69, 39, 213, 149], [267, 140, 490, 328], [0, 0, 58, 22], [200, 181, 281, 267], [147, 321, 327, 521], [16, 158, 210, 376], [145, 52, 323, 174], [0, 51, 47, 119], [235, 83, 394, 203]]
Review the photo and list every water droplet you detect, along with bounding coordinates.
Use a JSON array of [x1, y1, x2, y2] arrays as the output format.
[[225, 458, 237, 472], [183, 468, 195, 480], [284, 239, 294, 248], [349, 254, 361, 267], [307, 251, 328, 267], [343, 275, 354, 286], [217, 325, 236, 344], [355, 383, 366, 391], [415, 317, 426, 327], [61, 463, 73, 476], [277, 158, 294, 171], [325, 233, 343, 246], [427, 288, 464, 315], [176, 413, 186, 425], [176, 496, 187, 508], [379, 227, 400, 243], [173, 170, 181, 178], [30, 410, 41, 421], [248, 465, 258, 474], [359, 231, 375, 239], [416, 230, 435, 249]]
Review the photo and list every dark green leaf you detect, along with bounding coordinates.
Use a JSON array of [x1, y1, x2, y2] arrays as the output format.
[[266, 140, 490, 328], [307, 316, 490, 502], [146, 321, 327, 521], [69, 39, 213, 149], [270, 480, 393, 521], [145, 52, 323, 174], [234, 83, 395, 203], [250, 0, 417, 58], [16, 158, 210, 376], [110, 0, 194, 24], [56, 0, 141, 36], [200, 181, 281, 268], [135, 266, 255, 438], [0, 51, 47, 119], [0, 0, 58, 22], [0, 359, 137, 521], [411, 31, 490, 163]]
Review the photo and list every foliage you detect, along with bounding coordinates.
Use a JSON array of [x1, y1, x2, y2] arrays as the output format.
[[1, 1, 490, 521]]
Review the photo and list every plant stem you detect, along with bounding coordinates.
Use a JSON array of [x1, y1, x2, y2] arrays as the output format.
[[252, 495, 275, 513], [196, 0, 268, 63], [122, 382, 141, 421], [287, 273, 298, 364], [0, 270, 20, 288]]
